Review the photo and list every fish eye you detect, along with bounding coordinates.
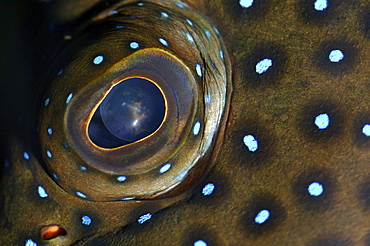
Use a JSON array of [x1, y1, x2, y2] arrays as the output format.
[[38, 1, 231, 201]]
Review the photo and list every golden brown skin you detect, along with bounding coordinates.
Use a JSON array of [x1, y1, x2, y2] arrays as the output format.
[[1, 0, 370, 245]]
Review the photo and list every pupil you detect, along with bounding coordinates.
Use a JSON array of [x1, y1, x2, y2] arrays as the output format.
[[88, 78, 165, 148]]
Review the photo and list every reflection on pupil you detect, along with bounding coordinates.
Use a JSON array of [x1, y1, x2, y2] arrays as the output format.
[[88, 78, 165, 148]]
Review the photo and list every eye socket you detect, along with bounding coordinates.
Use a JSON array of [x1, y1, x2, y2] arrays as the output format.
[[38, 1, 231, 201]]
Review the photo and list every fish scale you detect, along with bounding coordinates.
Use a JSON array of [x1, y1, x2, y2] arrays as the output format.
[[1, 0, 370, 245]]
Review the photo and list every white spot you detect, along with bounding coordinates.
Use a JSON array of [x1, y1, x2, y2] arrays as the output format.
[[80, 165, 87, 171], [161, 12, 169, 18], [202, 183, 215, 196], [23, 152, 30, 160], [329, 49, 344, 63], [138, 213, 152, 224], [76, 191, 87, 198], [47, 128, 53, 135], [308, 182, 324, 196], [204, 29, 211, 38], [159, 163, 172, 174], [256, 58, 273, 74], [255, 209, 270, 224], [44, 98, 50, 106], [46, 150, 52, 158], [81, 215, 92, 225], [109, 10, 118, 15], [121, 196, 136, 201], [362, 124, 370, 137], [57, 69, 63, 76], [37, 186, 48, 198], [205, 94, 211, 104], [117, 176, 127, 182], [138, 2, 144, 6], [66, 93, 73, 104], [314, 0, 328, 11], [186, 33, 194, 43], [314, 113, 330, 129], [93, 55, 104, 65], [196, 64, 202, 77], [159, 38, 168, 46], [243, 135, 258, 152], [186, 19, 194, 26], [220, 49, 224, 59], [193, 121, 201, 135], [239, 0, 254, 8], [214, 27, 220, 35], [194, 240, 208, 246], [25, 239, 37, 246], [130, 42, 139, 49]]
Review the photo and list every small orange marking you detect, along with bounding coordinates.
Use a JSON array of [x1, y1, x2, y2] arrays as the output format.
[[41, 225, 67, 240]]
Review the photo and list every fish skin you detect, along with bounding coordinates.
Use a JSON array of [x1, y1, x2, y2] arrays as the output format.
[[2, 0, 370, 245]]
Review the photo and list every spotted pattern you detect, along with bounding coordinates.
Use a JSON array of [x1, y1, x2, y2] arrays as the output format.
[[2, 0, 370, 245]]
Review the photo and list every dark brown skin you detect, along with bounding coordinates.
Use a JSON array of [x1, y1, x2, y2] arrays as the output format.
[[1, 0, 370, 245]]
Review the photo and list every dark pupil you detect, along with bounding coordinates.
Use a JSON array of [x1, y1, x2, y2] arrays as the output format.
[[88, 78, 165, 148]]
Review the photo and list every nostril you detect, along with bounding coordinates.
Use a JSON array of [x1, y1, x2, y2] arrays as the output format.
[[41, 225, 67, 240]]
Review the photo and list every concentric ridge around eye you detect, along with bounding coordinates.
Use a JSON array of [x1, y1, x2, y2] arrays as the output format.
[[38, 0, 231, 202]]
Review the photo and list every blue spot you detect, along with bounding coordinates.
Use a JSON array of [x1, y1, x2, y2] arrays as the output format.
[[138, 213, 152, 224], [159, 38, 168, 46], [130, 42, 139, 49], [93, 55, 104, 65], [329, 49, 344, 63], [37, 186, 48, 198], [196, 64, 202, 77], [256, 58, 273, 74], [159, 163, 172, 174], [117, 176, 127, 182], [194, 240, 208, 246], [314, 113, 330, 129], [57, 69, 63, 76], [239, 0, 254, 8], [314, 0, 328, 11], [177, 3, 184, 8], [25, 239, 37, 246], [243, 135, 258, 152], [109, 10, 118, 15], [255, 209, 270, 224], [308, 182, 324, 196], [47, 128, 53, 135], [121, 197, 136, 201], [44, 98, 50, 106], [138, 2, 144, 6], [115, 25, 124, 29], [76, 191, 87, 198], [193, 121, 201, 135], [81, 215, 92, 225], [23, 152, 30, 160], [161, 12, 169, 18], [4, 158, 9, 168], [186, 19, 194, 26], [202, 183, 215, 196], [66, 93, 73, 104], [362, 124, 370, 137], [63, 141, 70, 150], [186, 33, 194, 43], [80, 165, 87, 171], [53, 173, 58, 179], [46, 150, 52, 158]]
